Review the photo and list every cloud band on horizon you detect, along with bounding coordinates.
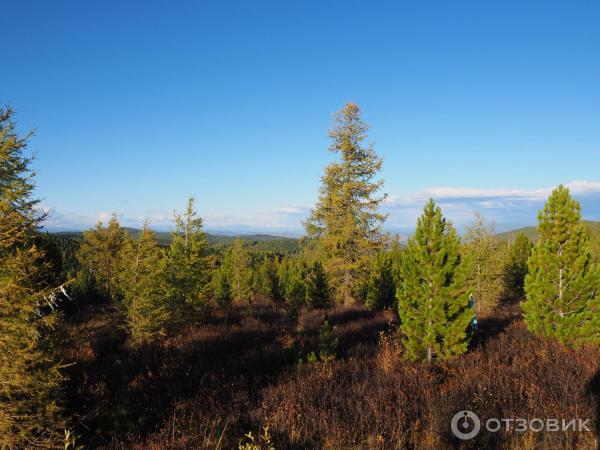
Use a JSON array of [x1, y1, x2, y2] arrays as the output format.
[[41, 180, 600, 235]]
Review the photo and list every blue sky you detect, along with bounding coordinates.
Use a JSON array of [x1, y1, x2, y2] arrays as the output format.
[[3, 0, 600, 235]]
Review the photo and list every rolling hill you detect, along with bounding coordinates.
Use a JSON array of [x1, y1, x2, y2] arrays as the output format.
[[52, 227, 299, 249], [496, 220, 600, 243]]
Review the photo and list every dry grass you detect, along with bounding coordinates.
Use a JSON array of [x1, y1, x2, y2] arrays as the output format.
[[62, 302, 600, 449]]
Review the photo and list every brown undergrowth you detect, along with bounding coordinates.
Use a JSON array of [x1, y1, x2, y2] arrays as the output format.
[[62, 302, 600, 449]]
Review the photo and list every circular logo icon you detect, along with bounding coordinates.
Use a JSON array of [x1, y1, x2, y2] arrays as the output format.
[[451, 410, 481, 440]]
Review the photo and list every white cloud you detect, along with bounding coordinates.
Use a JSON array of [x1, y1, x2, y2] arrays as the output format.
[[41, 181, 600, 235], [387, 180, 600, 208], [42, 204, 311, 236], [383, 180, 600, 232]]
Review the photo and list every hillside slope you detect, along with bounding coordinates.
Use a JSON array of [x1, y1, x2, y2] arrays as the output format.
[[52, 227, 298, 250], [496, 221, 600, 243]]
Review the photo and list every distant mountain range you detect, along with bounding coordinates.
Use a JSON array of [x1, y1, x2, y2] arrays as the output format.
[[495, 221, 600, 243], [51, 221, 600, 247], [52, 227, 297, 246]]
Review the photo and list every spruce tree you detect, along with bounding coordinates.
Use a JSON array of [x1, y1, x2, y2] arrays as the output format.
[[463, 213, 507, 314], [163, 197, 210, 322], [522, 186, 600, 345], [76, 214, 124, 301], [118, 225, 169, 345], [397, 200, 472, 363], [0, 106, 64, 447], [305, 103, 387, 303], [504, 233, 533, 301], [365, 251, 396, 311], [305, 261, 330, 308]]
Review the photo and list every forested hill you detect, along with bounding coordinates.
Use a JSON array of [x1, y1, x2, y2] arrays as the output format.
[[52, 228, 300, 252], [496, 220, 600, 243]]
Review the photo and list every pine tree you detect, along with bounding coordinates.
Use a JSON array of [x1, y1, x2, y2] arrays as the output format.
[[397, 200, 472, 363], [389, 236, 403, 286], [229, 237, 253, 304], [163, 197, 210, 323], [305, 261, 330, 308], [463, 213, 507, 314], [76, 214, 124, 301], [213, 264, 233, 311], [365, 251, 396, 311], [591, 229, 600, 265], [318, 319, 338, 362], [305, 103, 387, 304], [0, 106, 64, 447], [118, 225, 169, 345], [522, 186, 600, 345], [504, 233, 533, 301]]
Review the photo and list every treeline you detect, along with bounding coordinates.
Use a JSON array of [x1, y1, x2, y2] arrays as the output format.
[[66, 104, 600, 355], [3, 102, 600, 448], [54, 228, 301, 254]]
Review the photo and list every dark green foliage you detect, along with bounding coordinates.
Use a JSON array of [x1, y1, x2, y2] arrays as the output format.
[[522, 186, 600, 345], [591, 229, 600, 265], [254, 256, 282, 302], [57, 229, 300, 254], [277, 258, 330, 309], [365, 251, 396, 311], [318, 319, 338, 362], [34, 232, 79, 284], [397, 199, 472, 363], [213, 264, 233, 310], [504, 233, 533, 301], [305, 261, 330, 308], [389, 237, 403, 286], [277, 257, 301, 307], [285, 262, 306, 308]]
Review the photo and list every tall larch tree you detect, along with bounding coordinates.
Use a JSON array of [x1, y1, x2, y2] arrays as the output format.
[[76, 214, 124, 301], [504, 232, 533, 301], [163, 197, 210, 323], [229, 237, 253, 304], [118, 225, 169, 345], [0, 107, 65, 447], [463, 213, 507, 314], [397, 200, 472, 363], [522, 186, 600, 345], [305, 103, 387, 304]]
